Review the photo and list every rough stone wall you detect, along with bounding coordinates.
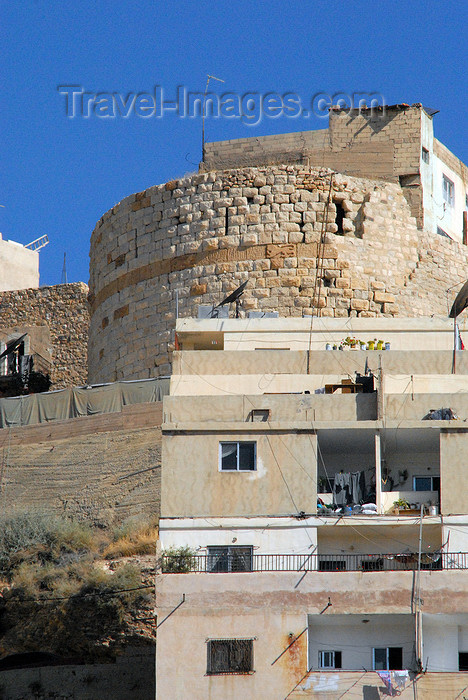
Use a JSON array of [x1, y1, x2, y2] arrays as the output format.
[[88, 163, 468, 384], [0, 283, 89, 389]]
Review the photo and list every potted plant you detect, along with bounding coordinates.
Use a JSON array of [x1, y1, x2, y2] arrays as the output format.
[[393, 498, 410, 511]]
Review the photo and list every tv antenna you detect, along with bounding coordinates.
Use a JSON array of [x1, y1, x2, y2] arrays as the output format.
[[210, 280, 248, 319], [61, 252, 68, 284], [448, 280, 468, 373], [202, 74, 224, 162]]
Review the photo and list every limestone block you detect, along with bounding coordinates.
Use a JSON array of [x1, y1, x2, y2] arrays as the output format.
[[241, 233, 258, 246], [351, 277, 367, 290], [342, 218, 354, 233], [190, 283, 207, 296], [252, 288, 270, 298], [202, 238, 219, 251], [383, 303, 399, 314], [289, 232, 304, 244], [351, 298, 369, 311], [374, 291, 395, 304]]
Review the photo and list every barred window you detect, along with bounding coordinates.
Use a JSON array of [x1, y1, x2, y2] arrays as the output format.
[[207, 639, 254, 674], [207, 546, 253, 572]]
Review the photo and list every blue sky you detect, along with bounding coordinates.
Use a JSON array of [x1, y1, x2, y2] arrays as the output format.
[[1, 1, 467, 287]]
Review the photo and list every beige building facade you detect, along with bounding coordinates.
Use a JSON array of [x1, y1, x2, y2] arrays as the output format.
[[156, 318, 468, 699]]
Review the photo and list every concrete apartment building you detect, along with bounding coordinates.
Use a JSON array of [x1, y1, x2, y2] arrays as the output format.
[[156, 317, 468, 699]]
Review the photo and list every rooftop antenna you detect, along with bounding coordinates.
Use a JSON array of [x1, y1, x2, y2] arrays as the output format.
[[210, 280, 248, 319], [61, 252, 67, 284], [448, 280, 468, 373], [202, 75, 224, 163]]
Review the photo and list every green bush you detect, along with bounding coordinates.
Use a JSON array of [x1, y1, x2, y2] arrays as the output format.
[[161, 546, 196, 573]]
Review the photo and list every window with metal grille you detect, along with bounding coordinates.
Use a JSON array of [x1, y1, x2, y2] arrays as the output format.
[[443, 174, 455, 206], [220, 442, 256, 471], [207, 546, 253, 572], [207, 639, 254, 674], [319, 650, 342, 669], [361, 558, 384, 571], [318, 559, 346, 571]]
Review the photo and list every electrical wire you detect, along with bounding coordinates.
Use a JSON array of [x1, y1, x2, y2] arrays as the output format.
[[2, 583, 154, 604]]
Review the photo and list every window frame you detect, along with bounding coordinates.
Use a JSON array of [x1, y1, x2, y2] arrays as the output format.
[[206, 638, 254, 675], [413, 475, 440, 492], [319, 650, 342, 669], [442, 174, 455, 207], [219, 441, 256, 472], [207, 545, 253, 572], [373, 646, 403, 671]]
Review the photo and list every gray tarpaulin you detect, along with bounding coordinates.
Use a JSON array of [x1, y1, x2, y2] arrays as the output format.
[[0, 378, 170, 429]]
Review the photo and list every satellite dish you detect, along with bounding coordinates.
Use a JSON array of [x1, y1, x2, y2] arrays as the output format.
[[449, 280, 468, 319], [210, 280, 248, 318]]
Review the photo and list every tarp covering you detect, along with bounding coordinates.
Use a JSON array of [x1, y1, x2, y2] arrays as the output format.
[[0, 378, 170, 429]]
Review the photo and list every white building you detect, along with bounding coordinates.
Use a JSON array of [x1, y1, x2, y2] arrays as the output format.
[[0, 235, 39, 291]]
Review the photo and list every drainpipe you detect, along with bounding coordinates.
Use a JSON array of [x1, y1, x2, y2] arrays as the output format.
[[375, 432, 382, 515], [414, 504, 424, 670]]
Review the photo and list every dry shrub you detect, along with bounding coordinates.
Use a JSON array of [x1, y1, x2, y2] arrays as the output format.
[[104, 517, 157, 559]]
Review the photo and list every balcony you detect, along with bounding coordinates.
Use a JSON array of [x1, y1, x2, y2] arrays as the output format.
[[160, 551, 468, 573]]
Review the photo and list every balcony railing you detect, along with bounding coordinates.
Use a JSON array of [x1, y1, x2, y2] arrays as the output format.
[[160, 551, 468, 573]]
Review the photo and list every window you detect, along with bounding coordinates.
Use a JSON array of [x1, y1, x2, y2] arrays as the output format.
[[361, 558, 384, 571], [413, 476, 440, 492], [207, 639, 254, 674], [207, 546, 253, 572], [334, 200, 345, 234], [459, 652, 468, 671], [319, 650, 342, 669], [249, 409, 270, 422], [422, 147, 429, 164], [373, 647, 403, 671], [220, 442, 256, 471], [443, 174, 455, 207], [318, 559, 346, 572]]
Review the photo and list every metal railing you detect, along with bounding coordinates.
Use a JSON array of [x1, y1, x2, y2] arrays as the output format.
[[160, 551, 468, 573]]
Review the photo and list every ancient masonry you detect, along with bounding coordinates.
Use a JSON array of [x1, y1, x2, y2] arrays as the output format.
[[88, 165, 468, 384], [0, 282, 89, 388]]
